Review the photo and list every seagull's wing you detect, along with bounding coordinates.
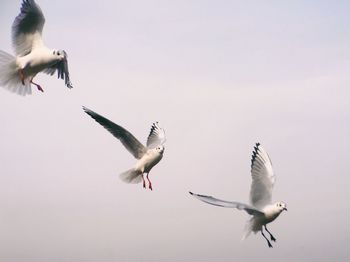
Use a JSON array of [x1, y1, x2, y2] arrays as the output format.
[[43, 50, 73, 88], [83, 107, 147, 159], [249, 143, 275, 209], [12, 0, 46, 56], [146, 122, 166, 148], [189, 192, 263, 216]]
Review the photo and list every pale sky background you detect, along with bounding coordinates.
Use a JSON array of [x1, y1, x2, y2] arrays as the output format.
[[1, 0, 350, 261]]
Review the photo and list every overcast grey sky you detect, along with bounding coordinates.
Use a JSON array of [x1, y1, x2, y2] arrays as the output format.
[[1, 0, 350, 261]]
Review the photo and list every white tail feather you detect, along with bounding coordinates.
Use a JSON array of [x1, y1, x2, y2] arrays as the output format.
[[119, 169, 143, 184], [242, 218, 254, 240], [0, 50, 31, 96]]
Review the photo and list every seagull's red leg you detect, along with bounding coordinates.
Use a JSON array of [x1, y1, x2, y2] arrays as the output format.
[[142, 174, 146, 189], [261, 229, 273, 248], [19, 69, 25, 85], [146, 173, 152, 191], [30, 78, 44, 92], [264, 225, 276, 242]]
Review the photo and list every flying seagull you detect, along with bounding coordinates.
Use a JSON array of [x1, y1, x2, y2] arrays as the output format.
[[190, 143, 287, 248], [0, 0, 73, 96], [83, 107, 166, 190]]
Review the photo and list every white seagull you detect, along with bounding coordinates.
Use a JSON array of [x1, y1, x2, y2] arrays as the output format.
[[0, 0, 73, 96], [190, 143, 287, 248], [83, 107, 166, 191]]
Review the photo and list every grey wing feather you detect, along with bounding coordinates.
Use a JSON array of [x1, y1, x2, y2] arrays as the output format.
[[146, 122, 166, 148], [43, 50, 73, 88], [189, 192, 263, 216], [83, 107, 147, 159], [249, 143, 275, 209], [12, 0, 45, 56]]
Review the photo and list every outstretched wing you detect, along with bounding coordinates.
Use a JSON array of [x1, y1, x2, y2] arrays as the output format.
[[12, 0, 45, 56], [83, 107, 147, 159], [43, 50, 73, 88], [146, 122, 166, 148], [189, 192, 263, 216], [249, 143, 275, 209]]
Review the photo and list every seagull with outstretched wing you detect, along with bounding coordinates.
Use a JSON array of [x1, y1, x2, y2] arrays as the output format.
[[0, 0, 73, 96], [190, 143, 287, 248], [83, 107, 166, 191]]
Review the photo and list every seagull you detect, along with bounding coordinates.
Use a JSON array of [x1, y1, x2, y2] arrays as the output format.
[[189, 143, 287, 248], [0, 0, 73, 96], [83, 107, 166, 191]]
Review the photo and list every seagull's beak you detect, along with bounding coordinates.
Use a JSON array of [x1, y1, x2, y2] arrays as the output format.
[[283, 207, 288, 211]]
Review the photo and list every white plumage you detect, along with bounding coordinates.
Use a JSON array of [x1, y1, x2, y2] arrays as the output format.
[[83, 107, 166, 191], [190, 143, 287, 248], [0, 0, 73, 96]]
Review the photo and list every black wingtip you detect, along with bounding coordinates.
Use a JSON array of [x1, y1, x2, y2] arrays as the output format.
[[254, 142, 261, 151], [189, 191, 194, 195], [150, 122, 160, 131], [251, 142, 261, 167], [82, 106, 94, 117], [82, 106, 91, 112]]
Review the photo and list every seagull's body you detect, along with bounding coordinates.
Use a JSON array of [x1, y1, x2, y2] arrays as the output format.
[[0, 0, 73, 96], [134, 149, 163, 175], [190, 143, 287, 248], [83, 107, 166, 190]]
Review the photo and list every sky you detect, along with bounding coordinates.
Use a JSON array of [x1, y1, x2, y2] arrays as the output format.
[[0, 0, 350, 261]]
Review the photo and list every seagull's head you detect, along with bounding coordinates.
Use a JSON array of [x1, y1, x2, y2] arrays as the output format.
[[275, 201, 287, 212], [155, 145, 165, 154], [52, 50, 66, 61]]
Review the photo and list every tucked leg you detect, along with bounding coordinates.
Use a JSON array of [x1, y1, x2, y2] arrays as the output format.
[[142, 174, 146, 189], [264, 225, 276, 242], [146, 173, 152, 191], [261, 229, 273, 248], [19, 69, 25, 85], [30, 78, 44, 92]]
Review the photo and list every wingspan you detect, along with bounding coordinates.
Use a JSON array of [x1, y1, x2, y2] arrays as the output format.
[[43, 50, 73, 88], [189, 192, 263, 216], [249, 143, 275, 209], [12, 0, 45, 56], [83, 107, 147, 159], [146, 122, 166, 148]]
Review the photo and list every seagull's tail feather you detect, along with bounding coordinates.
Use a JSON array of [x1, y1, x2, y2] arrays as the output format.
[[119, 168, 143, 184], [242, 218, 254, 240], [0, 50, 31, 96]]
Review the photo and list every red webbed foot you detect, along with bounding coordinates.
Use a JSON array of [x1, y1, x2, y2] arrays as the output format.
[[30, 79, 44, 92], [36, 85, 44, 92]]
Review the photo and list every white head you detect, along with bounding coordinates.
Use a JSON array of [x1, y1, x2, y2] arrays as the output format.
[[52, 50, 66, 61], [155, 145, 165, 154], [275, 201, 288, 212]]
